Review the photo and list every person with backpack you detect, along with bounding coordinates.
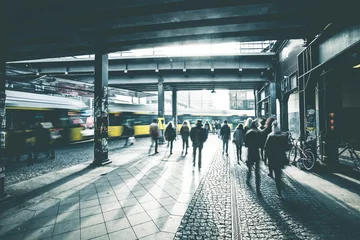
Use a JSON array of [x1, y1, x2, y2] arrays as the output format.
[[220, 120, 231, 156], [148, 119, 159, 155], [165, 121, 176, 155], [190, 120, 208, 168], [180, 121, 190, 155]]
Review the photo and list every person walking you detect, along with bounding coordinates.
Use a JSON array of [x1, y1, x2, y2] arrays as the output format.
[[216, 121, 221, 138], [258, 117, 276, 176], [165, 121, 176, 155], [204, 121, 211, 135], [123, 122, 134, 147], [220, 120, 231, 156], [245, 121, 262, 196], [148, 119, 159, 155], [233, 123, 244, 163], [264, 121, 288, 198], [190, 120, 208, 168], [180, 121, 190, 155]]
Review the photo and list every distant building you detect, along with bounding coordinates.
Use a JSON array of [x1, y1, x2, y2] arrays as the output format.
[[229, 90, 255, 110]]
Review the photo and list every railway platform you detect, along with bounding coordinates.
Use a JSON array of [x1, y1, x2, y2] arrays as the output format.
[[0, 135, 360, 240]]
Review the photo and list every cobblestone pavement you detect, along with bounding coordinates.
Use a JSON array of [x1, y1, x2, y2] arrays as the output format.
[[5, 138, 148, 185], [174, 145, 232, 240], [175, 141, 360, 240]]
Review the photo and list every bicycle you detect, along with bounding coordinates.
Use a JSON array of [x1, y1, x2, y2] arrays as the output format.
[[338, 139, 360, 170], [288, 132, 316, 171]]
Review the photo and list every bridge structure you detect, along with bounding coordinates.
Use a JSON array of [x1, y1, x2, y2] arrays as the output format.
[[1, 0, 360, 195]]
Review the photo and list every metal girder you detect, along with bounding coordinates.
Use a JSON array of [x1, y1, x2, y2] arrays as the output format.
[[8, 55, 274, 76], [5, 0, 338, 61]]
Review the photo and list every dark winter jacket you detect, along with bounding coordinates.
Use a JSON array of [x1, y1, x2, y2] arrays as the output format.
[[220, 124, 231, 141], [180, 125, 190, 140], [244, 129, 261, 165], [264, 132, 288, 169], [165, 125, 176, 141], [190, 125, 207, 147]]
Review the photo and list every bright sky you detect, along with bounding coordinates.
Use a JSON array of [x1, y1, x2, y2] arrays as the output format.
[[213, 90, 230, 110]]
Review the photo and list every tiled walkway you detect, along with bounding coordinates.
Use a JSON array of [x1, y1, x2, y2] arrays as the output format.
[[1, 135, 360, 240], [0, 136, 218, 240]]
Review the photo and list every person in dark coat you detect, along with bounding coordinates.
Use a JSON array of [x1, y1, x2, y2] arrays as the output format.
[[258, 117, 276, 175], [264, 122, 288, 198], [34, 121, 54, 161], [165, 121, 176, 155], [220, 120, 231, 156], [244, 121, 261, 196], [123, 123, 134, 147], [190, 120, 208, 167], [180, 121, 190, 155], [204, 121, 211, 135], [233, 123, 244, 163]]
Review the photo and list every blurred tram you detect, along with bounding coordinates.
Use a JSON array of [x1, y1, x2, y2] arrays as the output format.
[[107, 103, 255, 137], [4, 91, 254, 156]]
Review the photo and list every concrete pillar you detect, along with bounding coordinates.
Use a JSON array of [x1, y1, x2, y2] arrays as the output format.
[[172, 90, 177, 133], [269, 81, 277, 117], [93, 50, 111, 166], [0, 54, 6, 195], [158, 77, 165, 144]]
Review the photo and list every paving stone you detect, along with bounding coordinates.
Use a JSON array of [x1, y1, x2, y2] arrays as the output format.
[[80, 213, 104, 228], [53, 218, 80, 235], [123, 205, 145, 216], [80, 223, 107, 240], [108, 227, 137, 240], [52, 229, 81, 240], [127, 212, 151, 226], [0, 209, 35, 226], [23, 224, 54, 240], [80, 198, 100, 209], [141, 200, 162, 211], [99, 196, 118, 205], [132, 221, 160, 239], [80, 206, 102, 218], [0, 221, 30, 237], [56, 210, 80, 223], [33, 207, 59, 219], [154, 215, 182, 233], [119, 197, 139, 207], [105, 217, 131, 233], [102, 208, 126, 222], [28, 215, 56, 230], [146, 207, 171, 220], [139, 232, 175, 240], [101, 202, 121, 213]]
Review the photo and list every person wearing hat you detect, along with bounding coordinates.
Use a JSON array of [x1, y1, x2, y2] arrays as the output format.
[[190, 120, 208, 168]]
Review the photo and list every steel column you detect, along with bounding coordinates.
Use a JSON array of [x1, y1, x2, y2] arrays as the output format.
[[93, 50, 111, 166], [280, 94, 289, 131], [0, 53, 6, 196], [158, 77, 165, 144], [172, 90, 177, 133], [253, 89, 258, 118]]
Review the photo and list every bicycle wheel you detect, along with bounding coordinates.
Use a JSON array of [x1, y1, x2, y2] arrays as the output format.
[[288, 147, 298, 164], [302, 150, 315, 171], [350, 150, 360, 170]]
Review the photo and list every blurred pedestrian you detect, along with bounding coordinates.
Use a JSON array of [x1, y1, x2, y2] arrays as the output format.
[[220, 120, 231, 156], [264, 121, 288, 198], [204, 121, 211, 135], [148, 119, 159, 155], [180, 121, 190, 155], [215, 121, 221, 138], [190, 120, 208, 168], [233, 123, 244, 163], [165, 121, 176, 155], [245, 121, 261, 196], [123, 122, 134, 147], [34, 121, 55, 161]]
